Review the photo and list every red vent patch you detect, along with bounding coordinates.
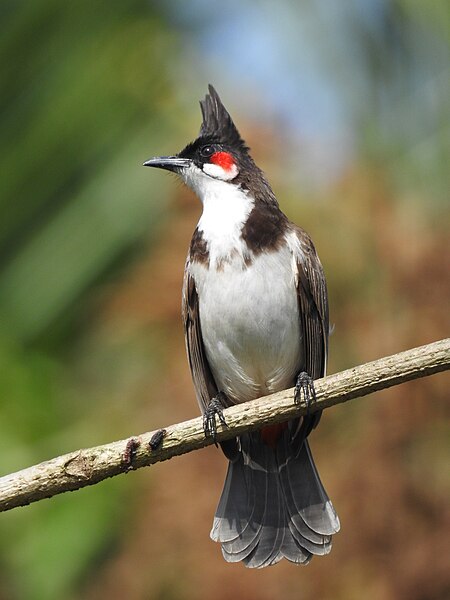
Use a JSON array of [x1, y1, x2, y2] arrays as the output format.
[[260, 422, 288, 449]]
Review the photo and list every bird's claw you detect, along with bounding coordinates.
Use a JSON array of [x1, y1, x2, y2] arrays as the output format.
[[294, 372, 316, 413], [203, 393, 228, 446]]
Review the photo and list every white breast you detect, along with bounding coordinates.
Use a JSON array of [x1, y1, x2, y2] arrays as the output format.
[[185, 163, 303, 403], [190, 245, 302, 404], [183, 163, 254, 268]]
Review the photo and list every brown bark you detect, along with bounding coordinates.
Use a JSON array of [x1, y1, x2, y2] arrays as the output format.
[[0, 338, 448, 513]]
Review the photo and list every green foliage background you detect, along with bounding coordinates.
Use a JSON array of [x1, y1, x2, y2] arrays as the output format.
[[0, 2, 448, 599]]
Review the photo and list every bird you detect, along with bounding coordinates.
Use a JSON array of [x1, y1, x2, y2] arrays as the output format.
[[144, 85, 340, 568]]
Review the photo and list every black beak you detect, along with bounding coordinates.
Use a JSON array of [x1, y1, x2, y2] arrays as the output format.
[[143, 156, 191, 172]]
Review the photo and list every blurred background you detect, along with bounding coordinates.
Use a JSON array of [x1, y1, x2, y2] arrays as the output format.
[[0, 1, 449, 599]]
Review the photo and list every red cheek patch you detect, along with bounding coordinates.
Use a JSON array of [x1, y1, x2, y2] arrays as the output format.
[[210, 151, 235, 172]]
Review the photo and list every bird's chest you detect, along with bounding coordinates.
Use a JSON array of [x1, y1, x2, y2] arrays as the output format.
[[190, 246, 302, 403]]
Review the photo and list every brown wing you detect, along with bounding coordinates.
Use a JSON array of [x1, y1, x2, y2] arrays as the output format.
[[182, 258, 218, 414], [293, 226, 329, 380], [292, 226, 329, 436]]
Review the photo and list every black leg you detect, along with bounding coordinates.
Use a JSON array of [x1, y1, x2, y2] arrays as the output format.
[[203, 391, 228, 446], [294, 371, 316, 413]]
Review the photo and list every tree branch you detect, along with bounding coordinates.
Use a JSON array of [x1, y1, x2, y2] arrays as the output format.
[[1, 338, 449, 513]]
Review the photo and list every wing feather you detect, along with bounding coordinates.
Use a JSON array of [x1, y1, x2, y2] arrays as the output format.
[[182, 258, 218, 413], [291, 226, 329, 433], [293, 225, 329, 379]]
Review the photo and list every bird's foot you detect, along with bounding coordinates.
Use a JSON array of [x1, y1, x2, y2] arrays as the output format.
[[294, 372, 316, 413], [203, 392, 228, 446]]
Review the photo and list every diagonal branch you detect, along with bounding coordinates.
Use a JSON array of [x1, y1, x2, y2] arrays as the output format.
[[0, 338, 449, 513]]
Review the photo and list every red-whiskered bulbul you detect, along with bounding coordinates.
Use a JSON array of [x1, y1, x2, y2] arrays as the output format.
[[144, 85, 340, 568]]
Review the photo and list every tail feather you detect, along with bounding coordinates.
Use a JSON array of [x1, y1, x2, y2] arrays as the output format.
[[219, 477, 264, 560], [277, 432, 333, 554], [211, 431, 339, 568], [280, 531, 313, 565], [280, 467, 333, 555], [220, 442, 272, 564], [242, 455, 284, 568], [292, 443, 340, 536], [221, 527, 260, 563], [288, 519, 332, 556], [211, 455, 255, 543], [282, 435, 340, 537], [291, 514, 332, 545]]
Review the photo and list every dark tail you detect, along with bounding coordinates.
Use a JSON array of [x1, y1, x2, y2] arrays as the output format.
[[210, 429, 340, 568]]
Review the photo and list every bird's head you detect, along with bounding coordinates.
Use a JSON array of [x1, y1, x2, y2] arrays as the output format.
[[144, 85, 254, 192]]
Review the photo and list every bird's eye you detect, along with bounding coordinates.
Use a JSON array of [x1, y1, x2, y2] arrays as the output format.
[[200, 145, 215, 158]]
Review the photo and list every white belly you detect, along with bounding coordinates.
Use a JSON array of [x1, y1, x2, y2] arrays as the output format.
[[190, 246, 302, 404]]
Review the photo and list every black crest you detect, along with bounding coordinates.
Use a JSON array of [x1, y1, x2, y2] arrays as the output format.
[[199, 85, 247, 151]]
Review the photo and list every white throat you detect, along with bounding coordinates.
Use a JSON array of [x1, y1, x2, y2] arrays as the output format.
[[183, 164, 254, 267]]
